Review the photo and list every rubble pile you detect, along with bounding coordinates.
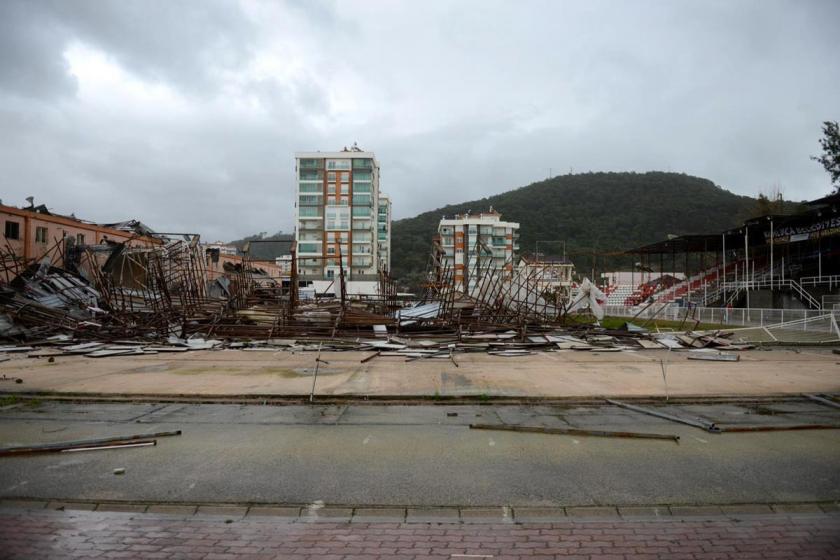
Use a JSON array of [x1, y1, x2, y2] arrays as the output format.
[[0, 240, 768, 360]]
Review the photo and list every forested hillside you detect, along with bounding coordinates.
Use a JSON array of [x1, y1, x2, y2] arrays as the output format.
[[391, 172, 762, 289]]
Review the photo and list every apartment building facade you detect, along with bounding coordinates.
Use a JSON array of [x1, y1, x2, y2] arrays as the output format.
[[437, 208, 519, 293], [294, 148, 390, 283], [377, 194, 391, 273]]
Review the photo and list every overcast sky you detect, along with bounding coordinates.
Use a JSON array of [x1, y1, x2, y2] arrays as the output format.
[[1, 0, 838, 241]]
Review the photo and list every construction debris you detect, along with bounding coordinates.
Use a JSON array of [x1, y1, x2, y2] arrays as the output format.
[[686, 351, 741, 362], [0, 237, 819, 361], [803, 393, 840, 410], [606, 399, 721, 433], [469, 423, 680, 442], [0, 430, 181, 457]]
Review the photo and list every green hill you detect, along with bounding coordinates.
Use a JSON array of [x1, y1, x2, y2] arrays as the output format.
[[391, 171, 762, 289]]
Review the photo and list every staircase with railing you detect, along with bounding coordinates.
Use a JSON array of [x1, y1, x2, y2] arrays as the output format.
[[722, 277, 821, 309]]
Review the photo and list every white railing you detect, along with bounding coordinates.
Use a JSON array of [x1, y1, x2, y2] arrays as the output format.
[[604, 304, 837, 329], [800, 275, 840, 290], [721, 279, 821, 309]]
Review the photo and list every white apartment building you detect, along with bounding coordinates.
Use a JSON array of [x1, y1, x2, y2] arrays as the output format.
[[377, 194, 391, 273], [437, 208, 519, 293], [294, 147, 390, 285]]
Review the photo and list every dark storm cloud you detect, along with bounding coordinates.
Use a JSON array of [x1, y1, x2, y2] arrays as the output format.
[[0, 1, 76, 99], [1, 0, 839, 242]]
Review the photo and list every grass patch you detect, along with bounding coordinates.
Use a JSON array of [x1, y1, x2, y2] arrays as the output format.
[[565, 315, 729, 331]]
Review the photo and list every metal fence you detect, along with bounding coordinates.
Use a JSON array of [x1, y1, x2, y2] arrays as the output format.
[[603, 304, 838, 329]]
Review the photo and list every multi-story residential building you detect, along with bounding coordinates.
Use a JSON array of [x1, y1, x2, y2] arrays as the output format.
[[437, 208, 519, 293], [377, 194, 391, 273], [294, 147, 390, 286]]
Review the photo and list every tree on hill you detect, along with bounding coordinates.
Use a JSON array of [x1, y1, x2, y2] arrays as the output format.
[[812, 120, 840, 192], [390, 172, 759, 290]]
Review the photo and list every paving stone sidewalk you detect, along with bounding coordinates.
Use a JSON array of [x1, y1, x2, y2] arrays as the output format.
[[1, 507, 838, 559]]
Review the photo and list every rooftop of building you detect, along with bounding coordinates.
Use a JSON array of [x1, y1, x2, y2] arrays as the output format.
[[295, 143, 377, 161], [1, 201, 163, 243], [439, 207, 519, 227]]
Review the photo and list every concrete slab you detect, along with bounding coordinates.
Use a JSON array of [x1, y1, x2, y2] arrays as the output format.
[[513, 507, 566, 521], [719, 504, 774, 515], [47, 501, 96, 511], [96, 503, 147, 513], [406, 507, 460, 522], [618, 506, 671, 517], [566, 506, 620, 517], [669, 505, 724, 516], [1, 347, 838, 398], [351, 507, 406, 522], [247, 506, 301, 518], [0, 500, 47, 510], [460, 507, 511, 523], [146, 504, 198, 515], [302, 507, 353, 522], [195, 505, 248, 517], [772, 503, 825, 513]]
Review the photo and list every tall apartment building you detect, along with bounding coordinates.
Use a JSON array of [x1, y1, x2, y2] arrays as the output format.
[[294, 147, 390, 284], [437, 208, 519, 293], [377, 194, 391, 273]]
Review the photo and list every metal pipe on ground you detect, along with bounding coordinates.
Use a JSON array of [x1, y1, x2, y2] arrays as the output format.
[[0, 430, 181, 456], [469, 423, 680, 442], [803, 393, 840, 410], [606, 399, 721, 433]]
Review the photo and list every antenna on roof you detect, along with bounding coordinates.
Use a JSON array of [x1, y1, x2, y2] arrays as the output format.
[[25, 196, 34, 208]]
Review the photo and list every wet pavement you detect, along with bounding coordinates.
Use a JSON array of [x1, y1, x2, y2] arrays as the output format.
[[1, 505, 838, 559], [1, 401, 838, 507]]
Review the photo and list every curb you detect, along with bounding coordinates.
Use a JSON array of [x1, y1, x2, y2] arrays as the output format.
[[0, 391, 825, 407], [1, 499, 838, 523]]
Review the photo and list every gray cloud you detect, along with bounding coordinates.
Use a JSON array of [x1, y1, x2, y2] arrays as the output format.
[[1, 0, 838, 242]]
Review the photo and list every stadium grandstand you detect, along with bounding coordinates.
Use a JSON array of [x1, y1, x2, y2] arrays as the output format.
[[605, 192, 840, 315]]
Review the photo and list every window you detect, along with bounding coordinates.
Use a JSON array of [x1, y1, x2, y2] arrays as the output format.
[[325, 207, 351, 230], [76, 233, 85, 245], [326, 159, 351, 170], [299, 206, 321, 217], [353, 182, 371, 193], [327, 171, 337, 182], [340, 183, 350, 194], [298, 243, 321, 253], [299, 195, 321, 205], [327, 246, 336, 255], [299, 158, 322, 169], [352, 158, 373, 170], [299, 183, 322, 193], [4, 221, 20, 240], [353, 171, 372, 181], [353, 194, 371, 206], [299, 169, 323, 180], [352, 206, 371, 217], [35, 226, 48, 243]]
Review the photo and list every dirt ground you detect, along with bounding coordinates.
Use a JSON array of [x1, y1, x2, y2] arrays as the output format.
[[1, 346, 838, 398]]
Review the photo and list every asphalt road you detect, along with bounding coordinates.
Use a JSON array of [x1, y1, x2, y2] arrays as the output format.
[[0, 401, 838, 507]]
